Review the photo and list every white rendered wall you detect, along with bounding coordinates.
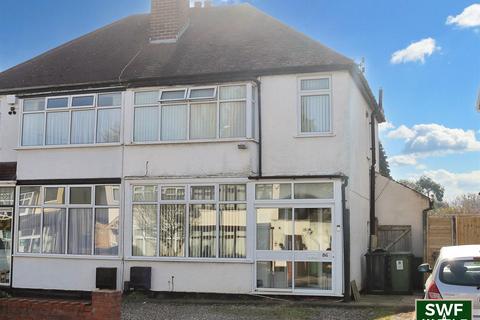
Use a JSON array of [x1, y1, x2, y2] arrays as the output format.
[[0, 96, 19, 162], [123, 142, 258, 178], [124, 261, 253, 293], [345, 73, 374, 291], [260, 72, 350, 176], [16, 147, 123, 180]]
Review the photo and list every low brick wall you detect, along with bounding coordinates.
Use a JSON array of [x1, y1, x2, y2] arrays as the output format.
[[0, 290, 121, 320]]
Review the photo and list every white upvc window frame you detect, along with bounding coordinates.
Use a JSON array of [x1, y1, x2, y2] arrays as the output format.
[[131, 82, 256, 144], [297, 75, 334, 137], [14, 184, 121, 259], [19, 92, 124, 148], [187, 86, 217, 100], [127, 181, 250, 262], [160, 88, 187, 102]]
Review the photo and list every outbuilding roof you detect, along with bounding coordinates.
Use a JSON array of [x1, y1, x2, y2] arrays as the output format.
[[0, 4, 384, 119]]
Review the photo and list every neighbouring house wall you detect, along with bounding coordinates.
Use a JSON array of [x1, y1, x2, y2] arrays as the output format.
[[0, 96, 19, 162], [12, 257, 123, 291], [375, 174, 430, 258], [16, 147, 123, 180]]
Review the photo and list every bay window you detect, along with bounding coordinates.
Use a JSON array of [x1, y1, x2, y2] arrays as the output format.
[[131, 183, 247, 259], [133, 83, 255, 143], [21, 92, 122, 147], [298, 77, 332, 134], [17, 185, 120, 256]]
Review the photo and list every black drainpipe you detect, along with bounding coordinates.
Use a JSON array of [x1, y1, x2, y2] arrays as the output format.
[[422, 198, 434, 262], [342, 176, 351, 302], [253, 79, 262, 177]]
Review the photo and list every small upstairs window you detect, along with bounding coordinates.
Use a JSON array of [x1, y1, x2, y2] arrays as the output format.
[[298, 77, 332, 135]]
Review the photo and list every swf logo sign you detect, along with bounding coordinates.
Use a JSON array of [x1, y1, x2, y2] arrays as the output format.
[[416, 300, 472, 320]]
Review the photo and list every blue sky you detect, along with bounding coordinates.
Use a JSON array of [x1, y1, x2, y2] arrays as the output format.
[[0, 0, 479, 200]]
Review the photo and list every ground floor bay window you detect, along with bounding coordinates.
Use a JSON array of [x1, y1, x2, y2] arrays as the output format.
[[16, 184, 120, 257], [130, 183, 247, 260]]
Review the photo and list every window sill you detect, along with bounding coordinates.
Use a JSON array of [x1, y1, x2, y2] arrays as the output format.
[[128, 138, 259, 146], [294, 133, 335, 138], [13, 253, 122, 260], [15, 143, 122, 151], [125, 256, 254, 264]]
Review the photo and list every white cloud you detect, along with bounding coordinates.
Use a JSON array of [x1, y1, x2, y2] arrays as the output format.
[[390, 38, 440, 64], [379, 121, 395, 133], [403, 124, 480, 154], [389, 154, 418, 166], [421, 169, 480, 201], [386, 123, 480, 167], [446, 4, 480, 28], [387, 125, 415, 139]]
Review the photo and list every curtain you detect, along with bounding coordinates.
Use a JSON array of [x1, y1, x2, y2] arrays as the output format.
[[71, 110, 95, 144], [219, 204, 246, 258], [189, 204, 216, 258], [18, 208, 41, 253], [300, 79, 329, 91], [22, 113, 44, 146], [132, 205, 157, 256], [135, 91, 158, 105], [42, 208, 66, 254], [189, 103, 216, 139], [95, 208, 119, 255], [134, 107, 158, 142], [220, 102, 246, 138], [159, 205, 185, 257], [68, 208, 93, 255], [46, 112, 69, 145], [161, 105, 187, 140], [96, 108, 121, 143], [301, 95, 330, 133], [219, 85, 246, 100]]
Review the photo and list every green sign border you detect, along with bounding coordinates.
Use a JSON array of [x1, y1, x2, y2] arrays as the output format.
[[416, 299, 473, 320]]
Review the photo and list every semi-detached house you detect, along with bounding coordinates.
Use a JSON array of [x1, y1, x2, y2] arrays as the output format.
[[0, 0, 387, 297]]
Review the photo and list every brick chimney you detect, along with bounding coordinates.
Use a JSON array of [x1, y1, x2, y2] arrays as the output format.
[[150, 0, 190, 43]]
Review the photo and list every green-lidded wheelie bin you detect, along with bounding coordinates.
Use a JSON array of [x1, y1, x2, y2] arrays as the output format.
[[389, 252, 413, 294]]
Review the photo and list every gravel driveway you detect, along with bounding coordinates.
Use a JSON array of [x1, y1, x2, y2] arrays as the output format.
[[122, 299, 414, 320]]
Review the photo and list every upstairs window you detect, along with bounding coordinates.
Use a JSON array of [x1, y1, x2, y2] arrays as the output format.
[[21, 92, 122, 147], [133, 83, 253, 143], [298, 77, 332, 134]]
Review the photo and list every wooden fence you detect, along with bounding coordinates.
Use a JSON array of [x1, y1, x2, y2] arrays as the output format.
[[426, 214, 480, 265]]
